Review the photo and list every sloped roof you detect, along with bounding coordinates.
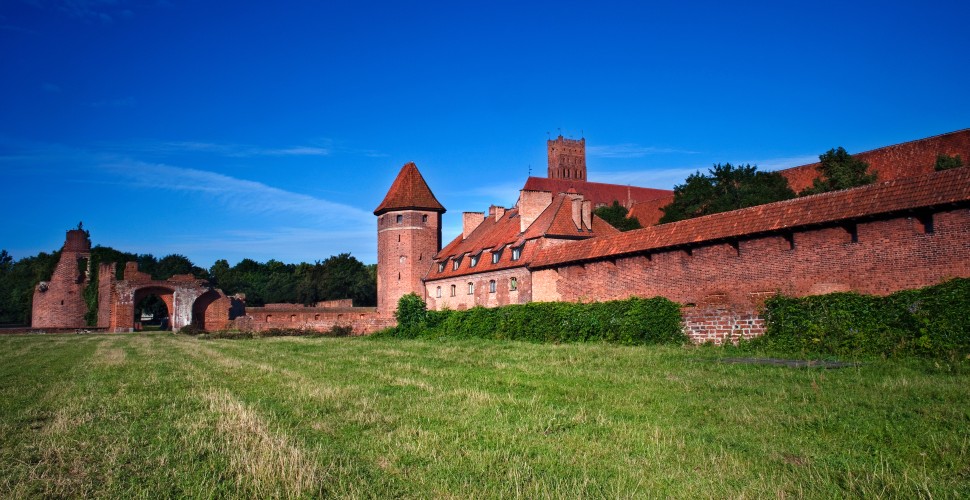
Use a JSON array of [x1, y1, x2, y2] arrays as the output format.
[[428, 193, 618, 281], [374, 162, 446, 215], [522, 177, 672, 208], [530, 166, 970, 270], [627, 194, 675, 226], [779, 128, 970, 192]]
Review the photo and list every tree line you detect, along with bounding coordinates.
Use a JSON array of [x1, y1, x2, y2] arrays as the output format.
[[0, 247, 376, 326]]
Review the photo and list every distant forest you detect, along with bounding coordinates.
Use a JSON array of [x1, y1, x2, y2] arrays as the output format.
[[0, 247, 376, 326]]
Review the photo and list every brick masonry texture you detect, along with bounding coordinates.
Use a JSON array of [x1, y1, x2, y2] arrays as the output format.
[[31, 229, 91, 328], [532, 207, 970, 342]]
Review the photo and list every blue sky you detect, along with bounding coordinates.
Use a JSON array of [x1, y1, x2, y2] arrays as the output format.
[[2, 0, 968, 267]]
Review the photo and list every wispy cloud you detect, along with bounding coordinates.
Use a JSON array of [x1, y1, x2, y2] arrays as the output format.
[[124, 140, 332, 157], [100, 159, 373, 225], [588, 144, 699, 159]]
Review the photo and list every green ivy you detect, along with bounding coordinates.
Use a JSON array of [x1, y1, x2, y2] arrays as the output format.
[[380, 295, 685, 345], [753, 278, 970, 358]]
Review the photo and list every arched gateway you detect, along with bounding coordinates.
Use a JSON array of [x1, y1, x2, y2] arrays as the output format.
[[98, 261, 236, 332]]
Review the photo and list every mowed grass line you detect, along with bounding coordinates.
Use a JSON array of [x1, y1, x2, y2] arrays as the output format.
[[0, 334, 967, 498]]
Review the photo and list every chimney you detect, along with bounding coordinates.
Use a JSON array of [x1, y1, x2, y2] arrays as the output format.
[[490, 205, 506, 221], [462, 212, 485, 239], [570, 196, 582, 229], [518, 190, 553, 232], [582, 200, 592, 230]]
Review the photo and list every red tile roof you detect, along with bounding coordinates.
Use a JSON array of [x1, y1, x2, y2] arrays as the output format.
[[779, 128, 970, 192], [374, 162, 446, 215], [522, 177, 672, 208], [428, 193, 618, 281], [531, 166, 970, 269], [627, 194, 674, 226]]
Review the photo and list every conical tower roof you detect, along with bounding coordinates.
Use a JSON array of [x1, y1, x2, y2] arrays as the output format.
[[373, 162, 446, 215]]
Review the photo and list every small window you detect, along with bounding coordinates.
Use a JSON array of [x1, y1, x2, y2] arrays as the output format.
[[436, 286, 441, 298], [438, 262, 445, 273], [453, 259, 460, 270], [467, 282, 474, 294], [396, 214, 403, 224], [491, 251, 501, 264], [489, 280, 496, 293], [450, 285, 456, 297], [511, 246, 522, 261], [510, 277, 518, 291], [422, 214, 428, 224], [470, 255, 479, 267]]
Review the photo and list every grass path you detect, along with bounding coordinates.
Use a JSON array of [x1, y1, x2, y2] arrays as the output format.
[[0, 333, 967, 497]]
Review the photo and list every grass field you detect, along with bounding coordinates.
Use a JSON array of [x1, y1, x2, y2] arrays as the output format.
[[1, 333, 967, 498]]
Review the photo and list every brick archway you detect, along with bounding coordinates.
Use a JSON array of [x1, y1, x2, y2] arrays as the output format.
[[99, 262, 217, 332], [132, 285, 175, 329]]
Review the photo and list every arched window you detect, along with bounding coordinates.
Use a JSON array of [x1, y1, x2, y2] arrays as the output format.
[[436, 286, 441, 298]]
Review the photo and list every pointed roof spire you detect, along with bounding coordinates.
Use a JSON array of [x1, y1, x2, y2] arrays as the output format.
[[374, 162, 446, 215]]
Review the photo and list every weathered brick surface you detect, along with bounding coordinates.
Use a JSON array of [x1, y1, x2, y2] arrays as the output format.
[[534, 207, 970, 342], [31, 229, 91, 328], [376, 209, 442, 315], [232, 306, 394, 335], [547, 135, 587, 180], [425, 266, 531, 311]]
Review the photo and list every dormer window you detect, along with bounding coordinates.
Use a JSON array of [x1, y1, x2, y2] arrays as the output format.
[[511, 246, 522, 261], [470, 254, 479, 267], [491, 251, 501, 264], [438, 262, 445, 273], [452, 258, 461, 270]]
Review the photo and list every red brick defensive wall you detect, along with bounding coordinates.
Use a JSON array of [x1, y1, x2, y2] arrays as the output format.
[[530, 167, 970, 343]]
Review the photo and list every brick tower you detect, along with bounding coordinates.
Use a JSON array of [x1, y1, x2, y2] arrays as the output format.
[[547, 135, 586, 181], [32, 226, 92, 328], [374, 162, 446, 316]]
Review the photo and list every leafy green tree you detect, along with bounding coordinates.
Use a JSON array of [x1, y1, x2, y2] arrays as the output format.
[[659, 163, 796, 224], [935, 153, 964, 171], [800, 147, 877, 195], [395, 293, 427, 333], [320, 253, 377, 306], [593, 201, 642, 231]]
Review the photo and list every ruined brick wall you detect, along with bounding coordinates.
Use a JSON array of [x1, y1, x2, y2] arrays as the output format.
[[376, 209, 441, 315], [425, 267, 531, 311], [31, 229, 91, 328], [547, 135, 586, 181], [780, 129, 970, 192], [231, 306, 394, 335], [97, 262, 115, 328], [534, 207, 970, 342]]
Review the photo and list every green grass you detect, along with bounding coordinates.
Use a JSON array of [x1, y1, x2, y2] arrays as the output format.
[[1, 334, 968, 498]]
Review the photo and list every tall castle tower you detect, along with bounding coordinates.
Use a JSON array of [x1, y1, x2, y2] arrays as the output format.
[[374, 162, 445, 316], [32, 226, 92, 328], [547, 135, 586, 180]]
